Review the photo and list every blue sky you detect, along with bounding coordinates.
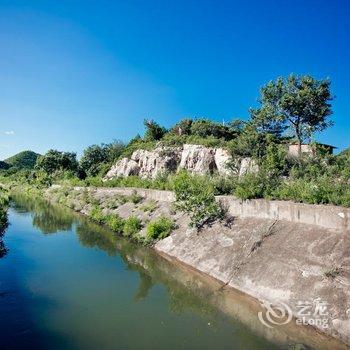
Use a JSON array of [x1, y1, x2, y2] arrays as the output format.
[[0, 0, 349, 159]]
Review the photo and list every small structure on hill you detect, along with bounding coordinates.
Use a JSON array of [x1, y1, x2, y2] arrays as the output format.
[[288, 143, 336, 157]]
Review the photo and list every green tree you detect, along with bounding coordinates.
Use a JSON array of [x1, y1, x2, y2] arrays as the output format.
[[250, 75, 333, 155], [80, 145, 108, 177], [172, 171, 223, 228], [170, 118, 193, 135], [80, 141, 125, 177], [190, 119, 234, 140], [228, 123, 274, 160], [36, 150, 78, 173], [105, 140, 125, 163], [143, 119, 167, 141]]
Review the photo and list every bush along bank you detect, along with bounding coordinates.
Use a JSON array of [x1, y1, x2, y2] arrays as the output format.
[[44, 186, 183, 245]]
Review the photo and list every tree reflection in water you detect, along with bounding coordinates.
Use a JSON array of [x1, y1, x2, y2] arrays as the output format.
[[0, 205, 9, 259], [0, 239, 8, 258], [76, 219, 119, 256], [10, 195, 224, 321], [11, 193, 76, 234]]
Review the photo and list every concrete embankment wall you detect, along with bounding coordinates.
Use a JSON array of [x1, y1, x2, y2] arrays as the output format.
[[78, 186, 350, 230], [218, 195, 350, 230]]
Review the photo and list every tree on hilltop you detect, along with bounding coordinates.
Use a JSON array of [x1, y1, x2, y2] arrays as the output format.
[[250, 74, 333, 155]]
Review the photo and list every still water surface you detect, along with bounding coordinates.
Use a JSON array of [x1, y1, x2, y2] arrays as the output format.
[[0, 196, 332, 350]]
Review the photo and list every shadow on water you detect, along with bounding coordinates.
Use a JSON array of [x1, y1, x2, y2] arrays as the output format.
[[0, 200, 9, 258], [4, 194, 349, 350], [0, 220, 9, 258]]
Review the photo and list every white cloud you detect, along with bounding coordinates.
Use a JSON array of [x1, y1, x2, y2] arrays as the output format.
[[4, 131, 15, 135]]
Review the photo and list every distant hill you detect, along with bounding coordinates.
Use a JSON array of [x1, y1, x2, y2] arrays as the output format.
[[4, 150, 41, 169]]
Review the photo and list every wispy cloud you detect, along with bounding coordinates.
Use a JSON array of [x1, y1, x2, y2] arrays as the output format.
[[4, 131, 15, 135]]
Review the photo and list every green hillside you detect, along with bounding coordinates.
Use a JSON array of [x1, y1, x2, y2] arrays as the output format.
[[339, 147, 350, 158], [4, 150, 41, 169], [0, 161, 10, 170]]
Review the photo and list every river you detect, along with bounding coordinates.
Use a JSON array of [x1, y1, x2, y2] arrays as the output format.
[[0, 195, 346, 350]]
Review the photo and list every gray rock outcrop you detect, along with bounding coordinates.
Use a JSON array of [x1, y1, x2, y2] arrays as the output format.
[[105, 144, 258, 180], [178, 144, 216, 175], [239, 157, 259, 177], [131, 148, 181, 178], [214, 148, 233, 176], [106, 158, 140, 178]]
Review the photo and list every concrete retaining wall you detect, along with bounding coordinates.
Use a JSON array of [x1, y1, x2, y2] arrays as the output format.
[[6, 178, 350, 231], [55, 185, 350, 230], [218, 196, 350, 230]]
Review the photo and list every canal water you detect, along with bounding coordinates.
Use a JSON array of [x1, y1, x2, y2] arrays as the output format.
[[0, 195, 343, 350]]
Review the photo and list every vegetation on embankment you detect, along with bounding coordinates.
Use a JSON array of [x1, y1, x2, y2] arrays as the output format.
[[44, 185, 182, 244], [41, 165, 232, 244], [1, 74, 349, 207]]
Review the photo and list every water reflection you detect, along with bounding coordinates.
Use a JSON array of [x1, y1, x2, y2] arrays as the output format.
[[0, 209, 9, 258], [11, 194, 76, 234], [0, 239, 8, 258], [76, 220, 119, 256]]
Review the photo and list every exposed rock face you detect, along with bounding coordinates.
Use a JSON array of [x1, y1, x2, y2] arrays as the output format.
[[105, 158, 140, 179], [214, 148, 232, 176], [178, 144, 216, 175], [239, 157, 259, 177], [105, 144, 258, 180], [131, 148, 182, 178]]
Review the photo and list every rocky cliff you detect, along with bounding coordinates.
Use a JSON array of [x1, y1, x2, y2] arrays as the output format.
[[105, 144, 258, 179]]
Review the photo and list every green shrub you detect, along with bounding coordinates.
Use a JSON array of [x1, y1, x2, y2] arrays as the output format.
[[233, 171, 280, 200], [105, 214, 124, 233], [89, 206, 105, 224], [212, 175, 236, 195], [123, 216, 142, 237], [146, 217, 175, 240], [234, 173, 265, 199], [140, 200, 158, 213], [273, 177, 350, 206], [128, 190, 143, 204], [172, 171, 223, 228], [105, 198, 119, 209], [84, 176, 104, 187]]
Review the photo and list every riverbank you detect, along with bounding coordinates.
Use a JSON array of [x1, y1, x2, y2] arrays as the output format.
[[43, 185, 350, 347]]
